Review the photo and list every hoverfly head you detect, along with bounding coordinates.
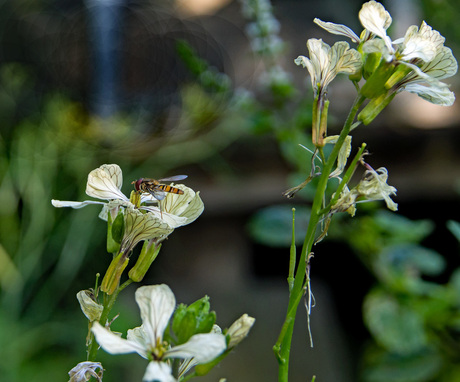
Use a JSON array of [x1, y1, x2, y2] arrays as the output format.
[[132, 178, 144, 191]]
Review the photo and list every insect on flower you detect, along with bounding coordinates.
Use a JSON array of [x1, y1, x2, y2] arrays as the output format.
[[132, 175, 188, 201]]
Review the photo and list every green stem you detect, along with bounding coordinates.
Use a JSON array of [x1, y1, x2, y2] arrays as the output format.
[[275, 94, 365, 382], [87, 279, 133, 361]]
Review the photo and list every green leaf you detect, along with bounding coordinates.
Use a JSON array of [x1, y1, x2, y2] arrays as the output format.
[[363, 289, 428, 355], [447, 220, 460, 243], [247, 205, 310, 247], [361, 345, 441, 382]]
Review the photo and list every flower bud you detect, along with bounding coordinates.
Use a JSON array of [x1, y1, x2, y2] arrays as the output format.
[[227, 314, 255, 348], [100, 252, 129, 295], [128, 241, 162, 282], [360, 60, 396, 99], [358, 91, 396, 125], [76, 290, 103, 322]]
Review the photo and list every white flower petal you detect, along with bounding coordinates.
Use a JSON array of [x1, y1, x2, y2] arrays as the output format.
[[91, 322, 147, 357], [401, 22, 445, 62], [121, 208, 173, 252], [127, 325, 150, 356], [140, 206, 188, 228], [165, 333, 226, 364], [161, 185, 204, 224], [419, 46, 458, 80], [135, 285, 176, 347], [86, 164, 128, 201], [359, 0, 393, 52], [330, 41, 362, 76], [143, 361, 175, 382], [51, 199, 105, 209], [402, 82, 455, 106], [314, 18, 361, 43]]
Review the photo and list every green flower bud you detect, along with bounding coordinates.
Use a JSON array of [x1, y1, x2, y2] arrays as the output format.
[[363, 51, 382, 80], [128, 241, 161, 282], [227, 314, 255, 348], [172, 296, 217, 344], [100, 252, 129, 295], [385, 64, 413, 90], [360, 60, 396, 99], [358, 91, 396, 125]]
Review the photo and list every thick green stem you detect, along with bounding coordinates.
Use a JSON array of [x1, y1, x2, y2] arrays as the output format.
[[275, 94, 365, 382]]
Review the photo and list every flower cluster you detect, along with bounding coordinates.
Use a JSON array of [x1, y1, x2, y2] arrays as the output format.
[[52, 164, 204, 293], [91, 284, 255, 382], [296, 1, 457, 128], [313, 0, 457, 123]]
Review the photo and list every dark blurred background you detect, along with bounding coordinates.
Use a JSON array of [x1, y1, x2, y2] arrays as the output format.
[[0, 0, 459, 381]]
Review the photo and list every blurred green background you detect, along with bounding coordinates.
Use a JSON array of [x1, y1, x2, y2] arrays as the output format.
[[0, 0, 459, 381]]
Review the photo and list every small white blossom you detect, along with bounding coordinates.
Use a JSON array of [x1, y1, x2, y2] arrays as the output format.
[[92, 284, 226, 382], [332, 166, 397, 216], [295, 39, 361, 96]]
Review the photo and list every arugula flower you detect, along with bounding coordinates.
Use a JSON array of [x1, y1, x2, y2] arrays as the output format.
[[91, 284, 226, 382], [313, 0, 457, 108]]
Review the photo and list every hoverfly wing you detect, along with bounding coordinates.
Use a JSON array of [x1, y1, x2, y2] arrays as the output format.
[[158, 175, 188, 182], [147, 187, 167, 201]]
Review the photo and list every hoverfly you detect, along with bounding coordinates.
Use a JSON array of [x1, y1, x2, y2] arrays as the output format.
[[132, 175, 188, 201]]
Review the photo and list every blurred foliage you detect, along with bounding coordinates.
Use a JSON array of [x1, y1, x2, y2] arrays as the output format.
[[0, 0, 459, 381]]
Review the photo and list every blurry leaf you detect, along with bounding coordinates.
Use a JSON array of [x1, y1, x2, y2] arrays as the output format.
[[447, 220, 460, 243], [377, 244, 446, 278], [247, 205, 310, 247], [363, 289, 428, 355], [361, 344, 441, 382]]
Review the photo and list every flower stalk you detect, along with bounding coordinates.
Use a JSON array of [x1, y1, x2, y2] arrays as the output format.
[[274, 94, 365, 381]]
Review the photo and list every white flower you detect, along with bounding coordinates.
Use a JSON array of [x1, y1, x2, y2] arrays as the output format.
[[331, 166, 397, 216], [51, 164, 205, 252], [91, 284, 226, 382], [295, 38, 361, 96], [314, 1, 457, 106], [68, 361, 103, 382]]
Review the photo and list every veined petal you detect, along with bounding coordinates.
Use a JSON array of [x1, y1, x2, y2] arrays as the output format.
[[51, 199, 105, 209], [314, 18, 361, 43], [140, 206, 188, 228], [121, 208, 173, 252], [401, 22, 445, 62], [135, 285, 176, 348], [165, 333, 226, 363], [419, 46, 458, 80], [402, 82, 455, 106], [359, 1, 393, 52], [323, 135, 352, 178], [330, 41, 362, 76], [161, 185, 204, 224], [127, 326, 150, 358], [86, 164, 128, 201], [143, 361, 175, 382], [91, 322, 147, 357], [294, 55, 316, 89]]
